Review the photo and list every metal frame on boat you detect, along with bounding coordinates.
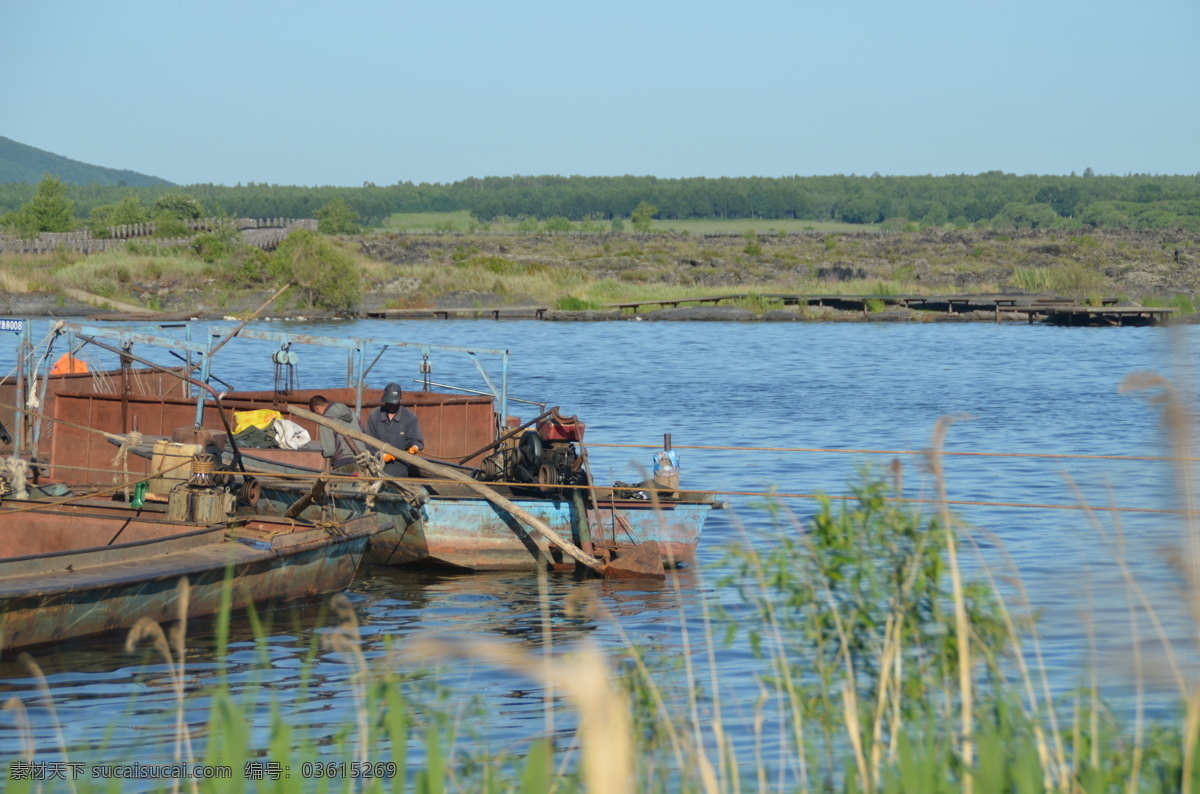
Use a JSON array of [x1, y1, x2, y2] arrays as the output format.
[[3, 320, 718, 575]]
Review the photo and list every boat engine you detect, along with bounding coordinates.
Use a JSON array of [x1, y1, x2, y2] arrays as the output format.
[[166, 454, 236, 524], [511, 433, 585, 488], [508, 412, 589, 489]]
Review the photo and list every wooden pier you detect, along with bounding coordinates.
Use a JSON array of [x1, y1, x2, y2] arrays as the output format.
[[366, 306, 549, 320], [603, 293, 1176, 326], [358, 294, 1176, 326]]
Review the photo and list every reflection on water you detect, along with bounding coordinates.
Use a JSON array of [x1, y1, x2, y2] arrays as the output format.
[[0, 562, 713, 767], [1, 318, 1199, 776]]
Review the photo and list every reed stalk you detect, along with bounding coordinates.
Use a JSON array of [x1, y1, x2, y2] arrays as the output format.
[[929, 415, 974, 793]]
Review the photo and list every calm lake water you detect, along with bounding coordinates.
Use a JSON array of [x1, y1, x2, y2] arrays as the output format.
[[1, 317, 1197, 783]]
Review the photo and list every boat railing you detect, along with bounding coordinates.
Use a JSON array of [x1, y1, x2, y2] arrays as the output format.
[[46, 323, 511, 441], [19, 322, 514, 457]]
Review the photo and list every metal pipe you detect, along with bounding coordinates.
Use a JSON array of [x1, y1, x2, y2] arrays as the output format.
[[361, 345, 388, 385], [410, 379, 545, 408], [30, 335, 56, 458], [167, 350, 234, 390], [456, 407, 557, 465], [354, 344, 366, 416]]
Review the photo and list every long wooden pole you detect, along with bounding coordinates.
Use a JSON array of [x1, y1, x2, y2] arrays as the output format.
[[191, 281, 293, 372], [290, 405, 607, 575]]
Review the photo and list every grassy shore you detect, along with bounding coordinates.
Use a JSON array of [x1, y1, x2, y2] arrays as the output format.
[[0, 220, 1197, 316]]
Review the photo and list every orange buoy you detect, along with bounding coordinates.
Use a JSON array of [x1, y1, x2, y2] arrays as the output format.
[[50, 354, 89, 375]]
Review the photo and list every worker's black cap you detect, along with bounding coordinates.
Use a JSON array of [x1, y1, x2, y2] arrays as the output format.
[[382, 383, 403, 403]]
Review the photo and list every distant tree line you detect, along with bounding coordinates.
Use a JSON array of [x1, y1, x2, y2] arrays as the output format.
[[3, 172, 1200, 232]]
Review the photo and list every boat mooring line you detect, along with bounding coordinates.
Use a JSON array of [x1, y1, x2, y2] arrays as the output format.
[[586, 442, 1189, 463], [242, 469, 1190, 515], [4, 399, 1179, 516]]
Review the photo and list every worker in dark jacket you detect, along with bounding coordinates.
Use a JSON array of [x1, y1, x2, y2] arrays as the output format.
[[309, 395, 361, 475], [363, 382, 424, 477]]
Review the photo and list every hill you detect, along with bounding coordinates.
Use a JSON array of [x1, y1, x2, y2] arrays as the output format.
[[0, 136, 173, 187]]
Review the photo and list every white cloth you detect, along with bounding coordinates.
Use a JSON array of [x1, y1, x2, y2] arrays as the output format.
[[272, 419, 312, 450]]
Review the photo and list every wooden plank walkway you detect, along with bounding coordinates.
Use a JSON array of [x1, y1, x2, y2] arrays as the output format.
[[315, 294, 1182, 326], [603, 293, 1176, 325], [366, 306, 549, 320], [1032, 305, 1177, 326]]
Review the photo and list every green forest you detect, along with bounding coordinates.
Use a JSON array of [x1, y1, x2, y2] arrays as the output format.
[[3, 172, 1200, 233]]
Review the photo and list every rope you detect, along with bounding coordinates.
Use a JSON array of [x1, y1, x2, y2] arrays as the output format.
[[17, 322, 69, 417], [355, 452, 387, 507], [240, 469, 1195, 516], [111, 430, 144, 499], [0, 457, 31, 499], [585, 442, 1191, 463]]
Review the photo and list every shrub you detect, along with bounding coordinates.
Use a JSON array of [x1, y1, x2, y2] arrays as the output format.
[[152, 213, 190, 238], [88, 195, 149, 237], [224, 247, 271, 284], [2, 175, 74, 236], [269, 229, 361, 311], [315, 198, 361, 235], [458, 255, 538, 276], [630, 202, 656, 233], [555, 296, 602, 310], [154, 193, 204, 220], [1143, 294, 1197, 314], [192, 224, 242, 263], [742, 231, 762, 256]]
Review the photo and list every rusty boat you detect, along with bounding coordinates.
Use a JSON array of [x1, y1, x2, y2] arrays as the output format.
[[0, 489, 385, 649], [4, 322, 718, 574]]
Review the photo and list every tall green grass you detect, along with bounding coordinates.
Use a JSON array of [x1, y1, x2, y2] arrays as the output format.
[[6, 383, 1200, 791], [1010, 264, 1113, 297]]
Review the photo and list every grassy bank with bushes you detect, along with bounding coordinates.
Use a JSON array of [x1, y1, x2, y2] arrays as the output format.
[[0, 224, 1197, 318]]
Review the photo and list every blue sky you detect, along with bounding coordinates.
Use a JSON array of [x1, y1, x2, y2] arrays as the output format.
[[3, 0, 1197, 186]]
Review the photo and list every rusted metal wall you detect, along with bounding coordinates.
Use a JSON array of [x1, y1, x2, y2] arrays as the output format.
[[0, 508, 208, 559], [0, 368, 184, 456], [45, 385, 497, 482]]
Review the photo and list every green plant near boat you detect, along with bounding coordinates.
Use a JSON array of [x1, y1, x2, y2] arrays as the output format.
[[742, 231, 762, 256], [728, 293, 783, 313], [1143, 294, 1197, 314], [555, 296, 603, 311]]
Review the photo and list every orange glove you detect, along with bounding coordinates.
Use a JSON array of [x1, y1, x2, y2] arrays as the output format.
[[382, 453, 396, 463], [407, 445, 420, 455]]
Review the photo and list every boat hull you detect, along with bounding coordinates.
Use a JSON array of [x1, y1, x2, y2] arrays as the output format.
[[377, 496, 708, 571], [252, 480, 709, 571], [0, 502, 380, 649]]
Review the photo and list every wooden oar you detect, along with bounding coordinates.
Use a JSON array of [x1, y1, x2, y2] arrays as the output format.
[[193, 281, 294, 370], [290, 405, 610, 576]]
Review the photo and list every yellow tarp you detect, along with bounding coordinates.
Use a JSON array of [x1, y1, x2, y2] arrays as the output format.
[[232, 409, 283, 435]]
